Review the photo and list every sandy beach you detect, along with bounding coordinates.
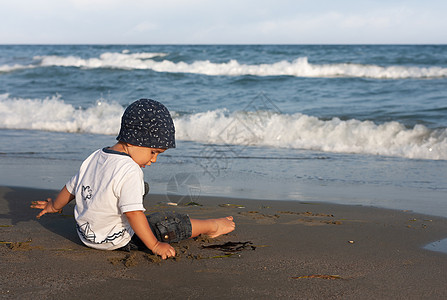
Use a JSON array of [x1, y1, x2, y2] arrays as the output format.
[[1, 185, 447, 299]]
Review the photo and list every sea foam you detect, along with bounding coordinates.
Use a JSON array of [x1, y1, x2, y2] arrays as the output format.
[[1, 95, 446, 160], [0, 63, 35, 73], [0, 94, 123, 135], [174, 110, 447, 160], [1, 51, 446, 79]]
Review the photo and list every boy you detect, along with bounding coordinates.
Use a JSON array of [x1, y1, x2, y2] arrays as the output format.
[[31, 98, 235, 259]]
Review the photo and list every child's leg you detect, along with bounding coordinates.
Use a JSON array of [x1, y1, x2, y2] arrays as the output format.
[[190, 216, 235, 238]]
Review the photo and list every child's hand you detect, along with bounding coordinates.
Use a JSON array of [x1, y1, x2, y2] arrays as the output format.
[[152, 241, 176, 260], [30, 198, 62, 219]]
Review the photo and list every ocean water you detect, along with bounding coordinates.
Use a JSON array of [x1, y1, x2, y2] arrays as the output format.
[[0, 45, 446, 216]]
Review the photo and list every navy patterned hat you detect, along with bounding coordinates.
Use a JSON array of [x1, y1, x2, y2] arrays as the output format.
[[116, 99, 176, 149]]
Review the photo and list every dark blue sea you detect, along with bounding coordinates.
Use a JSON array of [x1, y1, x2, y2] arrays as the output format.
[[0, 45, 446, 216]]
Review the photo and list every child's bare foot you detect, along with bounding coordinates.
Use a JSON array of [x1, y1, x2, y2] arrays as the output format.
[[208, 216, 235, 238]]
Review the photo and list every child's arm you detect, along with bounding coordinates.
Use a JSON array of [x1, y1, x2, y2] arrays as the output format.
[[125, 210, 176, 260], [31, 186, 75, 219]]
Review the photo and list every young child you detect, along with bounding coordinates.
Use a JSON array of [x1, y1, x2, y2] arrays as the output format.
[[31, 98, 235, 259]]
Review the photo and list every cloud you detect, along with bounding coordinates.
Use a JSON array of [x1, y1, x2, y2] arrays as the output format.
[[214, 4, 445, 44], [66, 0, 124, 10], [0, 0, 446, 43], [131, 21, 159, 33]]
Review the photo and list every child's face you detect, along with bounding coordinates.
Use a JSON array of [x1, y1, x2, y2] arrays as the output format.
[[128, 146, 166, 168]]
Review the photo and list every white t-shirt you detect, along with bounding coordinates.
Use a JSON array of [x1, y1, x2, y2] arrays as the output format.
[[66, 148, 146, 250]]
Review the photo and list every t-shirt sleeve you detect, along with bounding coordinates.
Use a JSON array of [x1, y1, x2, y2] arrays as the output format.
[[65, 149, 99, 195], [116, 169, 146, 213], [65, 173, 79, 195]]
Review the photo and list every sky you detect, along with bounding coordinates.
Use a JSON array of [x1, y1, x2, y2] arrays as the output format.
[[1, 0, 446, 44]]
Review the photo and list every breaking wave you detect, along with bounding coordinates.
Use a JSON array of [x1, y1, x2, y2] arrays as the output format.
[[1, 94, 446, 160], [1, 51, 446, 79]]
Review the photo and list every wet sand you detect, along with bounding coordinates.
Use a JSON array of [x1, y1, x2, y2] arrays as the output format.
[[1, 185, 447, 299]]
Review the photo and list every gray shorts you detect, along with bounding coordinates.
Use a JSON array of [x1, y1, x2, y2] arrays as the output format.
[[119, 211, 192, 252]]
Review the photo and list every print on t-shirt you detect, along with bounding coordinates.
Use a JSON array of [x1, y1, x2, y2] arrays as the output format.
[[81, 185, 92, 201]]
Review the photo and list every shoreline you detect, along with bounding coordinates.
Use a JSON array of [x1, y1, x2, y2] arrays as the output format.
[[1, 153, 447, 220], [1, 129, 446, 219], [2, 185, 447, 299]]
